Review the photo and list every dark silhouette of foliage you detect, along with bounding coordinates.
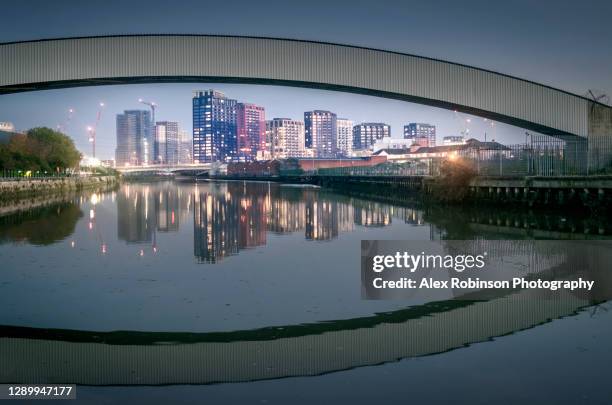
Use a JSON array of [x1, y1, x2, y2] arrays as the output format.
[[0, 202, 82, 245], [429, 158, 477, 202]]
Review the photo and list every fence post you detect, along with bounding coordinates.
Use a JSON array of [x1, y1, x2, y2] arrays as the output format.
[[586, 138, 590, 176]]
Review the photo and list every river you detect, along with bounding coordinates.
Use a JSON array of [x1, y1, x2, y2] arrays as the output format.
[[1, 180, 611, 404]]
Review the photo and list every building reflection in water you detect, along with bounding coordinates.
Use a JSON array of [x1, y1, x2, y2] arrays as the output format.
[[191, 182, 418, 262], [194, 183, 240, 263], [125, 181, 612, 265], [155, 182, 180, 233], [354, 201, 392, 227], [115, 181, 428, 263], [117, 185, 156, 244]]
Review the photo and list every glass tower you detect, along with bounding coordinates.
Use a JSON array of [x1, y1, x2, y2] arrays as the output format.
[[115, 110, 152, 166]]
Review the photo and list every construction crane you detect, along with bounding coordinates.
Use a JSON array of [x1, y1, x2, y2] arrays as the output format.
[[87, 102, 105, 159], [138, 98, 157, 124]]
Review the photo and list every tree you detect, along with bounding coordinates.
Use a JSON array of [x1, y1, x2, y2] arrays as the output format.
[[0, 127, 81, 172]]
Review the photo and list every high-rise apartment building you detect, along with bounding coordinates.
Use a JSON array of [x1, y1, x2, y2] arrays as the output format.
[[266, 118, 305, 159], [192, 90, 237, 162], [115, 110, 152, 166], [236, 103, 265, 161], [352, 122, 390, 150], [336, 118, 353, 156], [404, 123, 436, 147], [304, 110, 337, 158], [178, 130, 192, 164], [154, 121, 180, 165]]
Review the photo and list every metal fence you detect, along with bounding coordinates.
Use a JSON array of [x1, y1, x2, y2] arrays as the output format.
[[314, 162, 433, 177], [312, 136, 612, 178], [450, 138, 590, 177], [453, 136, 612, 176]]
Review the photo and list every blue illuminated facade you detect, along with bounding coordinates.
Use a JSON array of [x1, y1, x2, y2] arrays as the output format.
[[192, 90, 238, 163]]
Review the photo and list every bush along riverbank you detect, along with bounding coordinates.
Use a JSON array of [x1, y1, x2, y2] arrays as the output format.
[[0, 176, 120, 202]]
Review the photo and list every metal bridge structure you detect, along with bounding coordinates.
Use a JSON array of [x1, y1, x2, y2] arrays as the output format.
[[116, 163, 211, 176], [1, 35, 611, 170]]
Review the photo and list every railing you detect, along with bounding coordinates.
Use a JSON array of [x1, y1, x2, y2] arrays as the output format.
[[312, 136, 612, 178], [313, 163, 432, 177], [454, 139, 591, 177], [0, 170, 76, 181]]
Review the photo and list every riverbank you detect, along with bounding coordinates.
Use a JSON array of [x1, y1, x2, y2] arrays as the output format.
[[206, 174, 612, 211], [0, 176, 119, 203]]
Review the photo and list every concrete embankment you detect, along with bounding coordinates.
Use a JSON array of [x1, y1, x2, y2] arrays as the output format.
[[462, 176, 612, 209], [212, 174, 612, 210], [0, 176, 119, 202]]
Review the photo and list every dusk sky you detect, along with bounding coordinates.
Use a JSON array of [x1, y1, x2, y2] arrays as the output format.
[[1, 0, 611, 159]]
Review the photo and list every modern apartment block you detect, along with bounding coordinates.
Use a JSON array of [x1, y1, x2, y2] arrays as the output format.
[[304, 110, 337, 158], [236, 103, 266, 161], [266, 118, 305, 159], [352, 122, 391, 150], [179, 130, 192, 164], [154, 121, 180, 165], [192, 90, 237, 162], [404, 123, 436, 147], [115, 110, 152, 166], [336, 118, 353, 156]]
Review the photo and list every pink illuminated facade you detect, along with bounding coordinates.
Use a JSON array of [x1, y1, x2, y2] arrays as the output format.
[[236, 103, 266, 161]]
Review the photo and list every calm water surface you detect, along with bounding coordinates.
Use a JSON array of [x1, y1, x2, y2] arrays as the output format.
[[1, 180, 611, 404]]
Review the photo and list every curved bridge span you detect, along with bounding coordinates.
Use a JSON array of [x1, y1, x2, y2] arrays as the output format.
[[1, 35, 611, 142]]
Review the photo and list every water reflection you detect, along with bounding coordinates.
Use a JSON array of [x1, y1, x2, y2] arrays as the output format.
[[112, 182, 415, 262], [1, 181, 612, 389], [189, 182, 415, 261], [0, 202, 82, 245], [1, 181, 610, 255]]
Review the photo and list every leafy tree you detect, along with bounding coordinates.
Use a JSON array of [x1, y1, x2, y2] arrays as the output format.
[[0, 127, 81, 172]]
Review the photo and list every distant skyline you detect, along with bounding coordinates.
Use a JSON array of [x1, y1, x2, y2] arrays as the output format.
[[0, 83, 519, 160]]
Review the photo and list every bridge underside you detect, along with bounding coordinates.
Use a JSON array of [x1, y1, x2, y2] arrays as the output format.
[[1, 35, 611, 170], [0, 75, 594, 140]]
